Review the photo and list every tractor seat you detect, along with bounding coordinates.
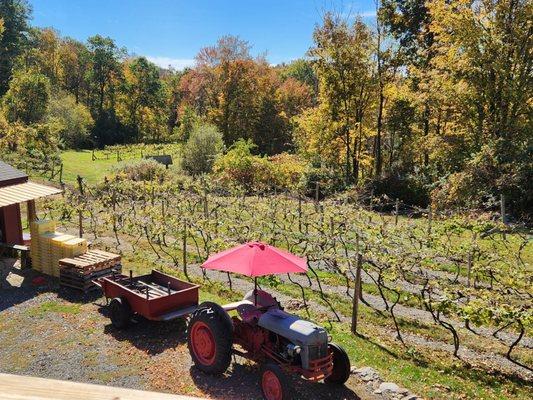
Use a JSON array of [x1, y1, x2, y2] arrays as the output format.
[[237, 303, 263, 324], [243, 289, 281, 310], [222, 299, 254, 312]]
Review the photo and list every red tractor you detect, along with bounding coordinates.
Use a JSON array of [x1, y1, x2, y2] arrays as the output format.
[[187, 242, 351, 400]]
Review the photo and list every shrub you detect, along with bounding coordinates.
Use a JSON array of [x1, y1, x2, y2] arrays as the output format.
[[269, 153, 307, 190], [299, 165, 345, 199], [113, 159, 167, 182], [372, 173, 430, 208], [181, 123, 224, 175], [47, 93, 93, 149]]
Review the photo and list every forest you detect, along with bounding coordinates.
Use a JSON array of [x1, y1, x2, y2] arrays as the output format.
[[0, 0, 531, 218]]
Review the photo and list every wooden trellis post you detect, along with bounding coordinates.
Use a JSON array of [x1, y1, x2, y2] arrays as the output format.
[[352, 234, 363, 335], [76, 175, 84, 238], [395, 198, 399, 226]]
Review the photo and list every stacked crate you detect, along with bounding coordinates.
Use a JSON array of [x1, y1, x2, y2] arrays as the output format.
[[29, 220, 56, 272], [59, 250, 122, 292], [29, 219, 88, 277]]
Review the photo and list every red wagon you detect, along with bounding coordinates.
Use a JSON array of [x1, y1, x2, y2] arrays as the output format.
[[96, 270, 199, 329]]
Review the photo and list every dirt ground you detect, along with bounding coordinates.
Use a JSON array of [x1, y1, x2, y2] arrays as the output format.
[[0, 259, 377, 400]]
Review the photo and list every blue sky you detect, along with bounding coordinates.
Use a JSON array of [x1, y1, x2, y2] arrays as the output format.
[[29, 0, 376, 69]]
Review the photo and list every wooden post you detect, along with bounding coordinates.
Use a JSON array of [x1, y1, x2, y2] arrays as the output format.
[[467, 251, 472, 287], [427, 204, 433, 236], [500, 194, 507, 225], [395, 198, 399, 226], [182, 220, 188, 278], [76, 175, 84, 238], [58, 163, 63, 184], [352, 233, 363, 334], [298, 194, 302, 233], [27, 200, 37, 222], [92, 149, 96, 161]]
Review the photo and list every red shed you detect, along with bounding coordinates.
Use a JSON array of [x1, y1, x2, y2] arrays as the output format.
[[0, 161, 62, 246]]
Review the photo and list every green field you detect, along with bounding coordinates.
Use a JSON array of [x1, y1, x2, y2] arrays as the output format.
[[59, 144, 182, 184]]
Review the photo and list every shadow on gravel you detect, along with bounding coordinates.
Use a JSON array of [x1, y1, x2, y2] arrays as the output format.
[[0, 258, 57, 311], [56, 286, 102, 304], [101, 309, 188, 355], [190, 363, 361, 400]]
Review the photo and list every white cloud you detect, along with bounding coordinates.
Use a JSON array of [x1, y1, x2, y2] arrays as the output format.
[[359, 10, 377, 18], [146, 56, 195, 70]]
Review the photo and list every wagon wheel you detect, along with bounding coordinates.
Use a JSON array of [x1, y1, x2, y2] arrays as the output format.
[[187, 302, 233, 375], [109, 297, 132, 329], [324, 342, 351, 385], [260, 363, 291, 400]]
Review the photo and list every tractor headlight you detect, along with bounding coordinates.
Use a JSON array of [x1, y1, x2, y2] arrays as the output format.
[[287, 344, 301, 357]]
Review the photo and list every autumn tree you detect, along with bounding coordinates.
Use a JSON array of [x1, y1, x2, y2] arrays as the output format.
[[427, 0, 532, 214], [2, 69, 50, 124], [309, 13, 375, 184], [119, 57, 163, 142]]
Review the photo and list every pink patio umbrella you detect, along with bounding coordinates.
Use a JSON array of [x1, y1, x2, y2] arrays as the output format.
[[202, 241, 307, 304]]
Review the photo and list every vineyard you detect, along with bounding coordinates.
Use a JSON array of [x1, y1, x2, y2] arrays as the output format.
[[31, 161, 532, 400]]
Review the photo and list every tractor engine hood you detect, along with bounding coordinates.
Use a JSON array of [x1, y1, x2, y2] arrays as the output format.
[[258, 309, 328, 346]]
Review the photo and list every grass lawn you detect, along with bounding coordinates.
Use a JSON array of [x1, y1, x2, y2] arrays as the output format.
[[59, 144, 182, 185], [60, 150, 119, 185]]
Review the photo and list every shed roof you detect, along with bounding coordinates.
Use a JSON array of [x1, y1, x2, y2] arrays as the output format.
[[0, 181, 62, 208], [0, 160, 28, 187]]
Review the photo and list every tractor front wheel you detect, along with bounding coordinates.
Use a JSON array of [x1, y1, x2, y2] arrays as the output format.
[[187, 302, 233, 375], [324, 342, 351, 385], [109, 297, 132, 329], [260, 363, 291, 400]]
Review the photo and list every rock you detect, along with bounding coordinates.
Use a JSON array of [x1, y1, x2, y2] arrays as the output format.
[[351, 366, 380, 381], [401, 395, 419, 400], [375, 382, 401, 394]]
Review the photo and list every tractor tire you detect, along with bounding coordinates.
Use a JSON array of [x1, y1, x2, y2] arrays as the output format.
[[187, 301, 233, 375], [109, 297, 132, 329], [324, 342, 351, 385], [259, 363, 292, 400]]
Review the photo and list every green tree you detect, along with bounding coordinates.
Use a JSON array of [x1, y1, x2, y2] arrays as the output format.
[[3, 69, 50, 124], [181, 123, 224, 175], [86, 35, 123, 115], [47, 93, 93, 149], [0, 0, 31, 95], [58, 37, 90, 104], [120, 56, 163, 141], [309, 13, 375, 184]]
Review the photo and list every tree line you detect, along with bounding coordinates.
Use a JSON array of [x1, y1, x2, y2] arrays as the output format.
[[0, 0, 531, 218]]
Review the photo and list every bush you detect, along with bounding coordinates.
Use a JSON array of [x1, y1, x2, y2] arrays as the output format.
[[47, 93, 93, 149], [113, 159, 167, 182], [372, 173, 430, 208], [214, 141, 309, 193], [181, 124, 224, 175], [213, 139, 276, 192], [269, 153, 307, 190], [299, 165, 345, 199]]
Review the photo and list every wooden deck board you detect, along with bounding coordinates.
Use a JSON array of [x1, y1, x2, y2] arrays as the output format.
[[0, 373, 204, 400]]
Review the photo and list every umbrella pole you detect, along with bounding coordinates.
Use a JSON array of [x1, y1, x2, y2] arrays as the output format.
[[254, 277, 258, 306]]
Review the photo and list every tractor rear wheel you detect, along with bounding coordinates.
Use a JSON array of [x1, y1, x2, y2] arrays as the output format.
[[260, 363, 291, 400], [324, 342, 351, 385], [109, 297, 132, 329], [187, 302, 233, 375]]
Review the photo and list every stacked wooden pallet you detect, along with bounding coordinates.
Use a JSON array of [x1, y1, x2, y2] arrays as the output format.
[[59, 250, 122, 292]]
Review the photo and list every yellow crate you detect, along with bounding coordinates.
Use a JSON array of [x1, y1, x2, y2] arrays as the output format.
[[62, 238, 88, 257], [30, 220, 56, 235]]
